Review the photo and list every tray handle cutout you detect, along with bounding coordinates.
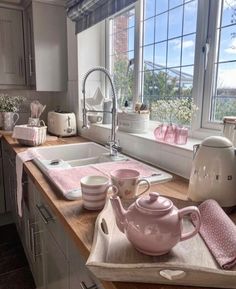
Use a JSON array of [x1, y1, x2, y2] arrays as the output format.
[[160, 269, 186, 281], [101, 218, 109, 235]]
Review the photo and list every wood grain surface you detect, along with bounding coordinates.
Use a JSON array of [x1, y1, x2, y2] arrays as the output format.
[[2, 134, 229, 289]]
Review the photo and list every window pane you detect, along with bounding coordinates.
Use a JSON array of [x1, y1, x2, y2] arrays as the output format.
[[155, 13, 168, 42], [207, 1, 236, 123], [170, 0, 183, 9], [143, 45, 154, 68], [156, 0, 168, 14], [144, 17, 155, 45], [167, 38, 181, 67], [144, 0, 156, 19], [180, 65, 193, 97], [142, 0, 198, 124], [219, 25, 236, 62], [182, 34, 196, 65], [155, 42, 167, 66], [109, 8, 135, 108], [168, 6, 183, 38], [183, 0, 198, 35], [222, 0, 236, 27], [211, 62, 236, 121]]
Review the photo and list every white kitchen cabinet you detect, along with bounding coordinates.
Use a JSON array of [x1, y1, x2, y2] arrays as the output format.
[[68, 237, 103, 289], [0, 141, 5, 214], [22, 178, 44, 289], [24, 1, 68, 91], [0, 7, 26, 86], [36, 190, 69, 289]]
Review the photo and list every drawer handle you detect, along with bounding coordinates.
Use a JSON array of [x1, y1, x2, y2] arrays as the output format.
[[36, 205, 54, 224], [80, 281, 97, 289]]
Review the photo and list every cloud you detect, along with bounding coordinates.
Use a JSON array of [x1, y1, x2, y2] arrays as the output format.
[[218, 69, 236, 88], [223, 0, 236, 10], [225, 38, 236, 54], [182, 40, 194, 48], [173, 39, 194, 49]]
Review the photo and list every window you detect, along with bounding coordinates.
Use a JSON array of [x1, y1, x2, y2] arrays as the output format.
[[108, 0, 236, 133]]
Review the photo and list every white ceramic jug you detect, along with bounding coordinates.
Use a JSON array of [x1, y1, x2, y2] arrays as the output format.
[[3, 112, 19, 131]]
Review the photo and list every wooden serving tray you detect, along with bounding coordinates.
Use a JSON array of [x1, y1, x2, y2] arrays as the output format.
[[86, 197, 236, 288]]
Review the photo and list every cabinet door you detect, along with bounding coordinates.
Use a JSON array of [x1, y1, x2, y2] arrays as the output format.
[[68, 238, 103, 289], [0, 8, 25, 85], [0, 148, 5, 214], [32, 2, 67, 91], [44, 230, 69, 289], [24, 4, 36, 86]]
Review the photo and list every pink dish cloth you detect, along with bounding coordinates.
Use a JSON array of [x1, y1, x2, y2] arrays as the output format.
[[47, 166, 105, 196], [196, 199, 236, 269], [47, 159, 158, 197], [16, 149, 40, 217], [93, 159, 158, 178]]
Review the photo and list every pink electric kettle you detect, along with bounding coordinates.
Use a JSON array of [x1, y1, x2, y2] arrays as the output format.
[[110, 192, 201, 256]]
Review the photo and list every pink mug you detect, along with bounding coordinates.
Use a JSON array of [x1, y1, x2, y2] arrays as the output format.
[[110, 169, 150, 199]]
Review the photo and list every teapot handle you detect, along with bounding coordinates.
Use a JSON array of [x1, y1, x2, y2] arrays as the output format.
[[178, 206, 201, 241]]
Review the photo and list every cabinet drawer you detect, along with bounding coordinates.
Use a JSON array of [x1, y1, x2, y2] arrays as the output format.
[[36, 195, 67, 255]]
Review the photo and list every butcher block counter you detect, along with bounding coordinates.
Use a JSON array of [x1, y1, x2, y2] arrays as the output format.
[[1, 134, 217, 289]]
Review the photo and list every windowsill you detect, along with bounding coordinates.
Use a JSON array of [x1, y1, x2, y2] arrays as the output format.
[[86, 122, 201, 152], [78, 120, 204, 179]]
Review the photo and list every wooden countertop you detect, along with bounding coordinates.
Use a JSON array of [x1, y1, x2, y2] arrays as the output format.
[[2, 134, 212, 289]]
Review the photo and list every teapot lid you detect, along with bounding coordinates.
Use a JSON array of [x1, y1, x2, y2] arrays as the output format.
[[201, 136, 232, 148], [136, 192, 172, 214]]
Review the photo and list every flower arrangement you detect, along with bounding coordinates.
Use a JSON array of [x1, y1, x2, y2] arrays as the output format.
[[0, 94, 26, 112], [151, 98, 198, 126]]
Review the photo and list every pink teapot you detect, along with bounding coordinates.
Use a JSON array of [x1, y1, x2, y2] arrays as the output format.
[[110, 192, 201, 256]]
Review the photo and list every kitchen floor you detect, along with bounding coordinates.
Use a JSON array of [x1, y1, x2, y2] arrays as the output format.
[[0, 224, 35, 289]]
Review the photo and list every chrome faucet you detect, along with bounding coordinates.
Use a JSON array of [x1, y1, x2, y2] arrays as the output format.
[[82, 66, 121, 156]]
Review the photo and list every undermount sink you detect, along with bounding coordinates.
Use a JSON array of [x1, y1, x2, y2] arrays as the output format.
[[33, 142, 127, 172], [33, 141, 173, 201]]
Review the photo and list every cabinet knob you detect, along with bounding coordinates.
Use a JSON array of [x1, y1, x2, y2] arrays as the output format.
[[36, 204, 54, 224], [80, 281, 97, 289]]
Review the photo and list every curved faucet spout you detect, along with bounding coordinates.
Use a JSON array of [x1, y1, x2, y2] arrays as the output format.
[[82, 67, 120, 154]]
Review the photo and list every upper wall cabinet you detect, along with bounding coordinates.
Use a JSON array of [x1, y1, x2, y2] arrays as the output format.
[[0, 8, 26, 86], [24, 1, 68, 91]]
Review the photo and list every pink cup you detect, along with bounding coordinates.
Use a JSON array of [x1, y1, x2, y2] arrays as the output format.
[[80, 175, 117, 210], [110, 169, 150, 199]]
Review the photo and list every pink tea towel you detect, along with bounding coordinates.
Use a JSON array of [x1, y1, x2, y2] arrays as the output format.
[[197, 199, 236, 269]]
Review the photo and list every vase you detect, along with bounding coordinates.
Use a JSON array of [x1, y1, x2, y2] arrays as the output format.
[[175, 126, 188, 145], [154, 123, 168, 141], [163, 123, 176, 143], [3, 112, 19, 131]]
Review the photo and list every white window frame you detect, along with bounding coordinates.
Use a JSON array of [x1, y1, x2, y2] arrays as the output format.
[[106, 0, 235, 139]]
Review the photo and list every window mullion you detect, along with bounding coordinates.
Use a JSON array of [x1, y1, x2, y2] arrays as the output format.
[[133, 0, 143, 106], [191, 0, 211, 133]]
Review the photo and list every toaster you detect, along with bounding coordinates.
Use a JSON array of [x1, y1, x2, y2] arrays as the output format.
[[47, 111, 77, 137]]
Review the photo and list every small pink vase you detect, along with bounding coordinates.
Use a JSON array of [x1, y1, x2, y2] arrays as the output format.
[[154, 124, 168, 141], [175, 126, 188, 145], [164, 124, 176, 143]]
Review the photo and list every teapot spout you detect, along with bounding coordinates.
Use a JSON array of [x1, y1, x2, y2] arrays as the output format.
[[110, 195, 127, 233]]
